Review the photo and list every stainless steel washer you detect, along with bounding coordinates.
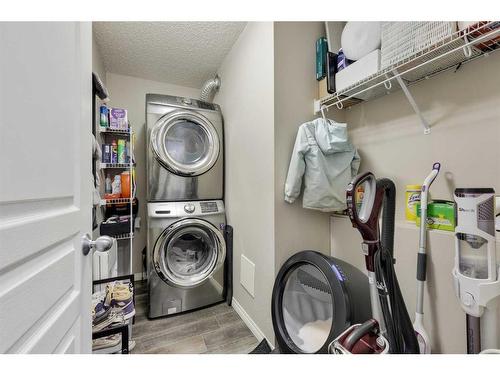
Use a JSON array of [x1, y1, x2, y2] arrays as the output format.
[[147, 200, 226, 319], [146, 94, 224, 202]]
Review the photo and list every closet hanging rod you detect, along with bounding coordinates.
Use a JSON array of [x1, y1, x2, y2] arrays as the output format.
[[322, 26, 500, 113]]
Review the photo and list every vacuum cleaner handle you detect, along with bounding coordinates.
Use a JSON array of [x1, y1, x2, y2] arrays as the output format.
[[417, 163, 441, 281], [343, 319, 378, 351], [422, 162, 441, 191]]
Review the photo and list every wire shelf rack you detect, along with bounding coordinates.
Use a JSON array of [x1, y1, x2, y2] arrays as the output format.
[[316, 22, 500, 113], [99, 127, 132, 135], [100, 162, 135, 169], [100, 197, 134, 206], [111, 232, 135, 241]]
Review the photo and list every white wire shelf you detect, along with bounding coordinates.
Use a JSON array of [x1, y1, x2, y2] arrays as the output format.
[[315, 22, 500, 122], [110, 232, 134, 240], [100, 162, 135, 169], [99, 127, 132, 135], [100, 197, 134, 206]]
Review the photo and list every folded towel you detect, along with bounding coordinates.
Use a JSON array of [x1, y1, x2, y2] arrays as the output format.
[[341, 21, 381, 61]]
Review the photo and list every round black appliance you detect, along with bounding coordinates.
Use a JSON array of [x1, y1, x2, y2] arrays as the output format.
[[271, 250, 371, 353]]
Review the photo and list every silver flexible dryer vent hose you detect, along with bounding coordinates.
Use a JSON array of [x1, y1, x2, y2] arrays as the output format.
[[200, 74, 221, 103]]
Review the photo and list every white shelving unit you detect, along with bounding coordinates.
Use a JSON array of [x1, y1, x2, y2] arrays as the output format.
[[98, 125, 135, 275], [315, 22, 500, 134]]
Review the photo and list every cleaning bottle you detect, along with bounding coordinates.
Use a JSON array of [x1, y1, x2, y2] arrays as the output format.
[[120, 171, 131, 198], [117, 139, 126, 164], [105, 174, 112, 194], [100, 105, 109, 128], [112, 175, 121, 196], [111, 139, 118, 163]]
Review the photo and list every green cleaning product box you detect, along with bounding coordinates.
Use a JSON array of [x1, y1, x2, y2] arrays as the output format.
[[316, 37, 328, 81], [415, 200, 456, 231]]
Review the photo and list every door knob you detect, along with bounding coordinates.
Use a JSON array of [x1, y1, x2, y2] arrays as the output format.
[[82, 233, 114, 256]]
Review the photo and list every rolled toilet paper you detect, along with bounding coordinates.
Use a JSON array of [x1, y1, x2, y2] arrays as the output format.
[[341, 22, 381, 61]]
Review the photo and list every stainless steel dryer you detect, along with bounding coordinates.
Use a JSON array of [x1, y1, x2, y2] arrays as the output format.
[[147, 200, 226, 319], [146, 94, 224, 202]]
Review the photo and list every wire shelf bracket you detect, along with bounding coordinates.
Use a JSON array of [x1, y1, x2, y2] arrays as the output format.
[[393, 70, 431, 134]]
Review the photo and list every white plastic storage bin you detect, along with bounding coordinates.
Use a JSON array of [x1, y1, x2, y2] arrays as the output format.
[[381, 22, 457, 70], [335, 49, 381, 96]]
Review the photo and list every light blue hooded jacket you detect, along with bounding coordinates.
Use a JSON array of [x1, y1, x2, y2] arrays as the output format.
[[284, 118, 360, 212]]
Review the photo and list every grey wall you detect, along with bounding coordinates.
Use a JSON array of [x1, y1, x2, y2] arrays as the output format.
[[215, 22, 276, 343], [274, 22, 332, 272], [104, 72, 200, 274], [214, 22, 335, 344], [331, 51, 500, 353]]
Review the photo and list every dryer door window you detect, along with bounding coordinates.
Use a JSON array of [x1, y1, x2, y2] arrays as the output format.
[[151, 111, 220, 177], [153, 218, 226, 288]]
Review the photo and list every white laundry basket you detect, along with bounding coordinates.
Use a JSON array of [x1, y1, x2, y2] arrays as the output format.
[[381, 22, 457, 70]]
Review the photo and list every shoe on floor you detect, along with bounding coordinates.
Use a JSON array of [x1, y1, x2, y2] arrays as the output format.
[[92, 334, 121, 351], [92, 291, 111, 325], [92, 311, 126, 333], [105, 282, 135, 320], [128, 340, 136, 352], [112, 299, 135, 320]]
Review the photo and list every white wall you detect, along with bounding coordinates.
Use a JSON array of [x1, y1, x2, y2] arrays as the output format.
[[105, 72, 200, 274], [92, 36, 106, 87], [274, 22, 331, 271], [92, 35, 107, 240], [215, 22, 276, 343], [331, 51, 500, 353]]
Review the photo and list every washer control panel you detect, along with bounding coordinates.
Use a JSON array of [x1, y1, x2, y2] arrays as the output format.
[[148, 200, 225, 218]]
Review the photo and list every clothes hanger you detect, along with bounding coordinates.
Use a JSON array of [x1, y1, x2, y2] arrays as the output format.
[[320, 105, 327, 121]]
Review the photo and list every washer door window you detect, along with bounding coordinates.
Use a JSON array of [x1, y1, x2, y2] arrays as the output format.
[[151, 111, 220, 177], [153, 218, 226, 288]]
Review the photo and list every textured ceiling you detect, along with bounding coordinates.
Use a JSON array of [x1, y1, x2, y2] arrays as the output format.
[[93, 22, 246, 88]]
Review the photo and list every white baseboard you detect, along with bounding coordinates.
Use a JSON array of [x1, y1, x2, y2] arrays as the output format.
[[231, 298, 274, 349]]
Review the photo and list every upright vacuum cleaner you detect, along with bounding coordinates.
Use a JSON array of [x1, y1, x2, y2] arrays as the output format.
[[453, 188, 500, 354], [330, 172, 419, 354]]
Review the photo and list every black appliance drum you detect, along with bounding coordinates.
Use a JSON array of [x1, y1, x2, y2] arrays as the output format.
[[271, 251, 371, 353]]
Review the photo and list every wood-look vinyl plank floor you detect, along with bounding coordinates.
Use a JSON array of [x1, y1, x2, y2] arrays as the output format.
[[131, 281, 259, 354]]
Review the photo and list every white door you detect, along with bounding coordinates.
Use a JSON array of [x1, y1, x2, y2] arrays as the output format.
[[0, 22, 92, 353]]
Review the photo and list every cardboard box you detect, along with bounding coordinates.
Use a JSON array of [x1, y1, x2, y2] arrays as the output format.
[[318, 78, 328, 99], [109, 107, 128, 129], [416, 200, 456, 232]]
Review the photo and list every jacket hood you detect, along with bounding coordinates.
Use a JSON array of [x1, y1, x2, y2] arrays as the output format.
[[314, 118, 353, 154]]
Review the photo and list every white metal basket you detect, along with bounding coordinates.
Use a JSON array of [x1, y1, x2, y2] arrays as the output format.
[[381, 22, 457, 70]]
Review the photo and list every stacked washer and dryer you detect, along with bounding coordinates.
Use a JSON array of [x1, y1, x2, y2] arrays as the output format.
[[146, 93, 227, 319]]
